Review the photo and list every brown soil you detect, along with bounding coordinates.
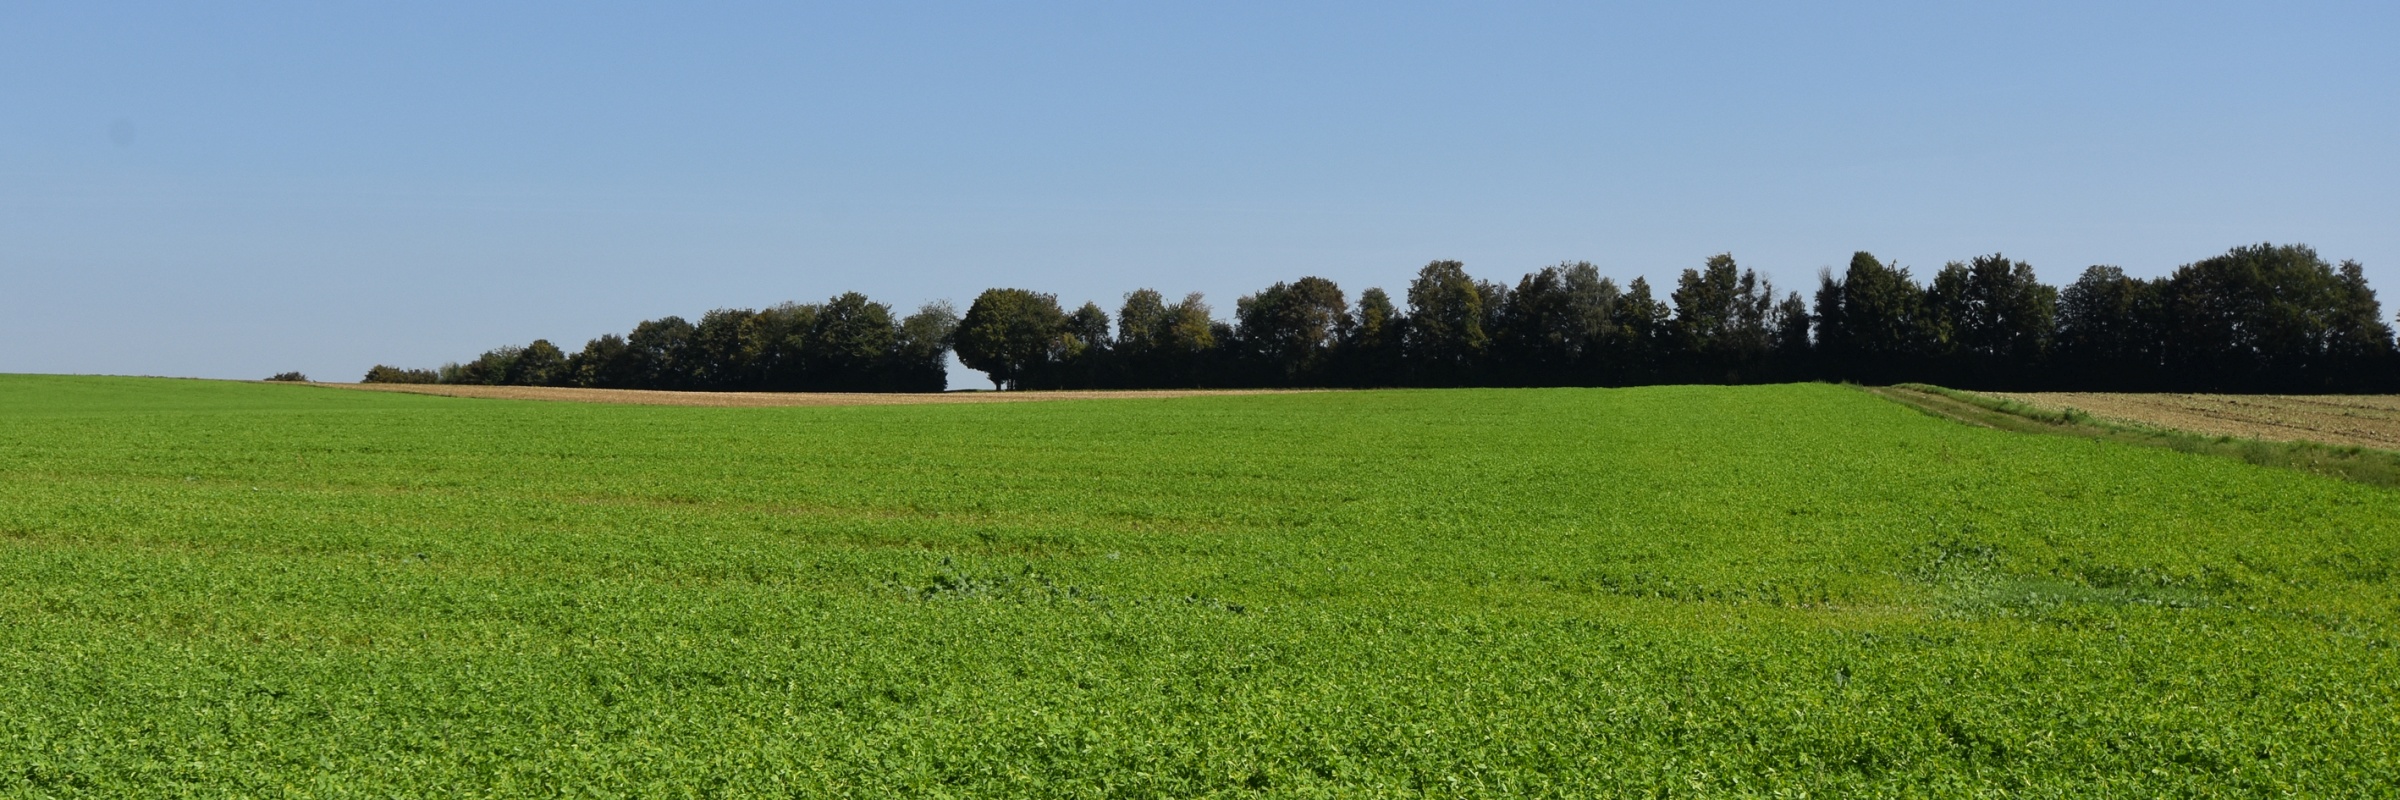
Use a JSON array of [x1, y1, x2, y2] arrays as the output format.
[[1982, 392, 2400, 450], [311, 382, 1322, 408]]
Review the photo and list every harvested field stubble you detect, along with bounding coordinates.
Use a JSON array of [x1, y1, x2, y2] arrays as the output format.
[[1986, 391, 2400, 450]]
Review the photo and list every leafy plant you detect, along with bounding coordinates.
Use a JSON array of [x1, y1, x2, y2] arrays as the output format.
[[2, 375, 2396, 795]]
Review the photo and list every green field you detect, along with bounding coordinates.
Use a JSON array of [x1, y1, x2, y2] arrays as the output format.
[[2, 376, 2396, 796]]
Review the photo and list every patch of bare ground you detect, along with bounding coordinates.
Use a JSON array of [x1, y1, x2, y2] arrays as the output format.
[[1984, 392, 2400, 451], [309, 382, 1323, 407]]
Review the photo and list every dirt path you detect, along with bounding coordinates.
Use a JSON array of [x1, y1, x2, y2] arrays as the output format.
[[1984, 391, 2400, 450], [313, 382, 1323, 408]]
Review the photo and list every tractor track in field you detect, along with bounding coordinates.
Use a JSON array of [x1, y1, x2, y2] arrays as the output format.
[[1983, 391, 2400, 451]]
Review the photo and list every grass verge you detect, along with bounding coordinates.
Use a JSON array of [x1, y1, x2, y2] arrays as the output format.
[[1867, 382, 2400, 489]]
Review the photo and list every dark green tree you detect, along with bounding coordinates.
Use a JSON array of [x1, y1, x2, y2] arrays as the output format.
[[1813, 252, 1927, 384], [1112, 289, 1173, 387], [2162, 243, 2396, 391], [1116, 290, 1168, 354], [806, 292, 897, 391], [444, 345, 521, 385], [687, 309, 759, 390], [892, 301, 960, 392], [1156, 293, 1220, 387], [1607, 277, 1669, 383], [623, 316, 696, 390], [1343, 287, 1406, 386], [2328, 259, 2399, 386], [1404, 260, 1489, 384], [1045, 301, 1113, 388], [741, 302, 817, 390], [1811, 268, 1847, 373], [1669, 253, 1775, 380], [1236, 276, 1349, 385], [1923, 254, 2056, 386], [956, 288, 1067, 390], [2056, 265, 2165, 389], [1066, 302, 1112, 353], [362, 365, 439, 384], [567, 334, 632, 388], [505, 339, 569, 386], [1771, 292, 1811, 372], [1494, 262, 1618, 384]]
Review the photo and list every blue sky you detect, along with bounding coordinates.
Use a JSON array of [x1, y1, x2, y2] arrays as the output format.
[[4, 2, 2394, 387]]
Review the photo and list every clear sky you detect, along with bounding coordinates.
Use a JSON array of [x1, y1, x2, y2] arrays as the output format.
[[5, 2, 2394, 388]]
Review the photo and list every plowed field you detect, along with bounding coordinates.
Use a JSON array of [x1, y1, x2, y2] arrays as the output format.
[[1984, 391, 2400, 450]]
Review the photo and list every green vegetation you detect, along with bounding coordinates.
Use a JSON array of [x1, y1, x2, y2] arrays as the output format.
[[419, 242, 2399, 393], [3, 375, 2397, 796]]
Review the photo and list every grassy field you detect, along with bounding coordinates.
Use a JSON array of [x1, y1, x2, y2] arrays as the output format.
[[2, 375, 2397, 796]]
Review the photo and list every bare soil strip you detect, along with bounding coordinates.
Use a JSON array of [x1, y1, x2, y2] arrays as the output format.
[[1984, 391, 2400, 450], [311, 382, 1322, 407]]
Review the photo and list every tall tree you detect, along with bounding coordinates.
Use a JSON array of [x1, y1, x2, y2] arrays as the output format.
[[1066, 302, 1112, 353], [567, 334, 633, 388], [1814, 252, 1927, 384], [892, 301, 960, 392], [687, 308, 760, 390], [1116, 290, 1168, 354], [444, 345, 521, 386], [955, 288, 1067, 390], [2161, 243, 2398, 391], [2056, 265, 2165, 389], [1669, 253, 1775, 380], [1494, 262, 1618, 384], [1152, 292, 1220, 387], [1923, 254, 2056, 386], [1606, 277, 1669, 384], [1404, 260, 1489, 384], [1051, 301, 1114, 388], [741, 302, 817, 391], [806, 292, 898, 391], [1236, 276, 1349, 385], [1343, 287, 1406, 387], [2328, 259, 2399, 387], [622, 316, 697, 390], [505, 339, 569, 386], [1811, 268, 1847, 374], [1112, 289, 1170, 387], [1771, 292, 1811, 372]]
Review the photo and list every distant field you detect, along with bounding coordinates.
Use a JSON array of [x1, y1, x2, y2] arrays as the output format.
[[326, 381, 1315, 407], [3, 375, 2397, 795], [1986, 391, 2400, 450]]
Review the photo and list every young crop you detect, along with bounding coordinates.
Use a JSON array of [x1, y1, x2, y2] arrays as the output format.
[[0, 375, 2395, 796]]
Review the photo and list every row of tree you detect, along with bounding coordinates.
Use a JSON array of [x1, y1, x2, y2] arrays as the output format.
[[372, 293, 960, 392], [380, 243, 2399, 394]]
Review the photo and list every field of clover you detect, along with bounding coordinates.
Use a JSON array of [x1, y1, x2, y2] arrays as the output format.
[[1, 375, 2394, 796]]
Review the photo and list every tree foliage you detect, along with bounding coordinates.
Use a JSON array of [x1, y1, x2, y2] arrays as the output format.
[[956, 289, 1068, 390], [412, 242, 2397, 394], [1235, 277, 1348, 385], [1405, 261, 1489, 385]]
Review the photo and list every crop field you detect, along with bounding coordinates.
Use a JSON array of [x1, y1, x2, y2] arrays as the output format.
[[2, 375, 2398, 796], [1984, 391, 2400, 451]]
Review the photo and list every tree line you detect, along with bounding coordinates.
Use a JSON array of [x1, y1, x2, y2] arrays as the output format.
[[374, 243, 2399, 394], [368, 293, 959, 392]]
